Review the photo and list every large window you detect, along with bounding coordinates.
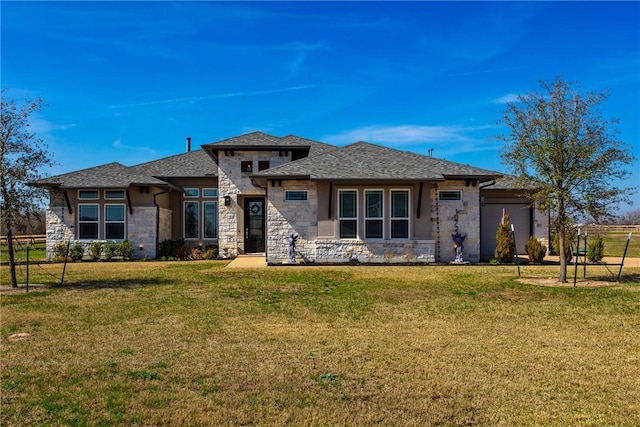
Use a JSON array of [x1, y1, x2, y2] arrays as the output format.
[[339, 190, 358, 239], [391, 190, 409, 239], [78, 204, 99, 239], [184, 201, 199, 239], [203, 202, 218, 239], [105, 204, 125, 240], [365, 190, 384, 239]]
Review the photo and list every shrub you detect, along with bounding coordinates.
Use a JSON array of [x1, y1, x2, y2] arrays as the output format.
[[69, 243, 85, 261], [89, 242, 103, 261], [494, 213, 515, 263], [524, 236, 546, 263], [52, 241, 69, 260], [552, 229, 575, 262], [159, 238, 185, 259], [587, 235, 605, 263], [102, 242, 118, 260], [190, 247, 204, 260], [118, 240, 133, 259], [203, 244, 219, 260]]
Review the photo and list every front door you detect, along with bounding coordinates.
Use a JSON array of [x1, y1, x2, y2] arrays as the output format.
[[244, 198, 265, 253]]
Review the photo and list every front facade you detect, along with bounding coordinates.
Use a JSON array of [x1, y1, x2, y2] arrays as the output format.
[[35, 132, 547, 264]]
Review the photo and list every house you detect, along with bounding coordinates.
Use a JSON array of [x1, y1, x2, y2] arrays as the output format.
[[33, 131, 548, 264]]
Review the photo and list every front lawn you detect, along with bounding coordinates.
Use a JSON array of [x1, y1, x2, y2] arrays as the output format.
[[1, 262, 639, 426]]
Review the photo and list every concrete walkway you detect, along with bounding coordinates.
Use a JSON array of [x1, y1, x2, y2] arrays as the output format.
[[225, 254, 267, 268]]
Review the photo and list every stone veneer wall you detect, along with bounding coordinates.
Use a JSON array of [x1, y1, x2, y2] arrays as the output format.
[[126, 205, 157, 260], [431, 181, 481, 263], [313, 240, 435, 264], [217, 151, 290, 258], [266, 181, 318, 263], [45, 205, 75, 261]]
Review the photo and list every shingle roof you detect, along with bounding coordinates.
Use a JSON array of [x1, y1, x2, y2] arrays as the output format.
[[253, 141, 502, 181], [130, 149, 216, 178], [32, 162, 168, 189], [203, 131, 337, 155]]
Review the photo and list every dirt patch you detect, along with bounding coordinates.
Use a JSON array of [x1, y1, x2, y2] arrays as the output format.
[[517, 277, 620, 288], [0, 284, 51, 294]]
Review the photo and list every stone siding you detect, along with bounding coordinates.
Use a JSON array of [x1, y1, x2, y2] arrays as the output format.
[[127, 205, 157, 259], [45, 205, 75, 261], [313, 239, 435, 264], [431, 181, 481, 263]]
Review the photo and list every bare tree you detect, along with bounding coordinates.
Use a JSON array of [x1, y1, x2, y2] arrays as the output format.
[[496, 77, 635, 282], [1, 89, 55, 287]]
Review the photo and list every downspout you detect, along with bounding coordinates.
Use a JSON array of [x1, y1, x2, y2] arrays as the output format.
[[153, 189, 170, 258], [252, 180, 269, 263]]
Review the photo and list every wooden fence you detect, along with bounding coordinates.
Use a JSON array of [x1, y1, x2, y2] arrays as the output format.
[[582, 225, 639, 233], [0, 234, 47, 245]]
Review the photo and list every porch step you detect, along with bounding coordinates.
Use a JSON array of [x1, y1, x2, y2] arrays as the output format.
[[225, 254, 267, 268]]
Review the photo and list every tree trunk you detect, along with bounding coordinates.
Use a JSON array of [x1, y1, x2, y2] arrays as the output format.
[[6, 229, 19, 288], [558, 229, 567, 283]]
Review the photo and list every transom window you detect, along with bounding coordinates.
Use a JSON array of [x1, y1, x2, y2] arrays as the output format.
[[184, 188, 199, 198], [439, 190, 462, 201], [339, 190, 358, 239], [203, 188, 218, 198], [104, 190, 125, 199], [78, 190, 99, 200], [365, 190, 384, 239], [285, 190, 308, 202]]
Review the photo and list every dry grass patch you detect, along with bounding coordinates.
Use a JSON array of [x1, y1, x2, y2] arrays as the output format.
[[1, 262, 639, 425]]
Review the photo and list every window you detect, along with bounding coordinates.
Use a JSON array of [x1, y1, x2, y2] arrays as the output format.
[[104, 190, 125, 199], [184, 188, 199, 198], [365, 190, 384, 239], [439, 190, 462, 201], [78, 190, 99, 200], [184, 201, 199, 239], [258, 161, 270, 171], [339, 190, 358, 239], [285, 190, 308, 202], [203, 188, 218, 198], [391, 190, 409, 239], [203, 202, 218, 239], [241, 161, 253, 173], [78, 204, 99, 239], [105, 204, 125, 240]]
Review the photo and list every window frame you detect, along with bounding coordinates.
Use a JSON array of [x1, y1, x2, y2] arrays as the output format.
[[78, 189, 99, 200], [184, 188, 199, 198], [241, 161, 253, 173], [338, 189, 358, 239], [390, 189, 410, 239], [104, 203, 126, 241], [184, 201, 200, 239], [438, 190, 462, 201], [203, 188, 218, 198], [104, 190, 125, 200], [364, 189, 384, 239], [203, 201, 218, 239], [258, 160, 270, 171], [78, 203, 100, 240], [284, 190, 308, 202]]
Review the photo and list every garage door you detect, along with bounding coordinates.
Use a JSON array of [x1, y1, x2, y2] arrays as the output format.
[[481, 203, 531, 260]]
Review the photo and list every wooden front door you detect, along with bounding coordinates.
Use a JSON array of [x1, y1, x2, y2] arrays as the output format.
[[244, 198, 265, 253]]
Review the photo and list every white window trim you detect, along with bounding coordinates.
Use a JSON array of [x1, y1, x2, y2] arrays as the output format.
[[438, 190, 462, 201], [104, 190, 126, 200], [284, 190, 308, 202], [78, 203, 100, 240], [78, 189, 99, 200], [104, 203, 126, 241], [364, 189, 384, 240], [184, 200, 200, 240], [203, 201, 218, 239], [338, 189, 359, 240], [390, 189, 411, 240], [203, 188, 218, 198], [184, 188, 199, 198]]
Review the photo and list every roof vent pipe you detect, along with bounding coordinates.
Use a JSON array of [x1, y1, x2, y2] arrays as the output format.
[[186, 137, 191, 152]]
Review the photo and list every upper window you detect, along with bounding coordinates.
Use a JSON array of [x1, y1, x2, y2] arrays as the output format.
[[78, 190, 99, 200], [105, 204, 125, 240], [258, 161, 270, 171], [365, 190, 384, 239], [104, 190, 125, 200], [390, 190, 409, 239], [285, 191, 308, 202], [78, 204, 99, 239], [241, 161, 253, 173], [203, 188, 218, 198], [184, 188, 199, 198], [339, 190, 358, 239], [439, 190, 462, 201]]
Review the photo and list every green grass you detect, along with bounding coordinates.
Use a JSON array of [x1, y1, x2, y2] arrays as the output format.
[[0, 242, 47, 263], [599, 231, 639, 258], [1, 261, 639, 426]]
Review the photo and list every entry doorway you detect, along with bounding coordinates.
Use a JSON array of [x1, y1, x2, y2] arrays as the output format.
[[243, 197, 265, 253]]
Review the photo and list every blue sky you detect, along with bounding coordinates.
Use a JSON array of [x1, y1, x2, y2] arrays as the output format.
[[2, 1, 639, 212]]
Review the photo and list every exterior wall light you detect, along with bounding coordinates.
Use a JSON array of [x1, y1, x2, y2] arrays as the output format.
[[224, 195, 231, 206]]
